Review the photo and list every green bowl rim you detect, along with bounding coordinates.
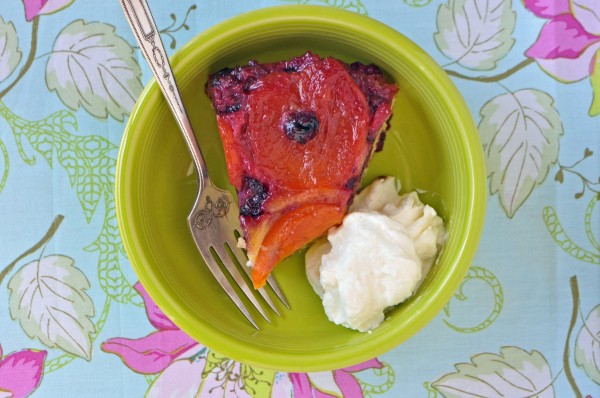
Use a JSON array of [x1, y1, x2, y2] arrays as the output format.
[[116, 4, 487, 372]]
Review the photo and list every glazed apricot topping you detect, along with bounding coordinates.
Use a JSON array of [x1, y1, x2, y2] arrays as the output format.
[[206, 52, 397, 288]]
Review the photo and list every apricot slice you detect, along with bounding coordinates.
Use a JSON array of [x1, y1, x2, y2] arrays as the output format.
[[206, 52, 397, 288]]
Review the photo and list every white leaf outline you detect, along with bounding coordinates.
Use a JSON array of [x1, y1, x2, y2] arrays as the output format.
[[0, 16, 22, 83], [432, 346, 556, 398], [479, 89, 563, 218], [434, 0, 516, 70], [574, 304, 600, 384], [8, 254, 96, 360], [45, 19, 143, 121]]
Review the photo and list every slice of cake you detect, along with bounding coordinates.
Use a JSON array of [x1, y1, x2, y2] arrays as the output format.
[[206, 52, 397, 288]]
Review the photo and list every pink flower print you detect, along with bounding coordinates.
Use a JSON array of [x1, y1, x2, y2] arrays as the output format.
[[0, 346, 46, 398], [524, 0, 600, 83], [289, 358, 384, 398], [523, 0, 571, 18], [144, 346, 207, 398], [101, 283, 254, 397], [22, 0, 74, 22], [101, 283, 197, 374], [103, 282, 385, 397]]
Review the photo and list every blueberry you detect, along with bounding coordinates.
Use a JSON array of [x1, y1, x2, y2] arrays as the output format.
[[345, 176, 359, 190], [348, 62, 383, 76], [238, 177, 269, 218], [282, 111, 319, 144], [210, 67, 234, 87], [207, 68, 243, 115]]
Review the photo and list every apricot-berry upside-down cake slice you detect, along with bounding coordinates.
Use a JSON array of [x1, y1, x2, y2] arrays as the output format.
[[206, 52, 398, 288]]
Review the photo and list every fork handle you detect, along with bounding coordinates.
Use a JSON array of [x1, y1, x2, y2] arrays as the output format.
[[120, 0, 209, 189]]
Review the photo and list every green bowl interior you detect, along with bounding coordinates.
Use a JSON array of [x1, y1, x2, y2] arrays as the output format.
[[117, 5, 486, 372]]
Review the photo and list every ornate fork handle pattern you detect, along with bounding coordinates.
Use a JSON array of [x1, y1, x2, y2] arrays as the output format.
[[120, 0, 208, 188], [193, 196, 231, 230]]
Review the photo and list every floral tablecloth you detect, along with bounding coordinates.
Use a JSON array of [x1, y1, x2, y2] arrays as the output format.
[[0, 0, 599, 397]]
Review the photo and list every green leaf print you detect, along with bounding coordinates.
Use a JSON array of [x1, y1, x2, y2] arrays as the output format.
[[0, 214, 113, 372], [359, 362, 396, 397], [403, 0, 433, 7], [281, 0, 368, 14], [434, 0, 516, 70], [0, 16, 22, 84], [8, 255, 96, 360], [554, 148, 600, 199], [159, 4, 197, 50], [0, 102, 113, 221], [589, 51, 600, 117], [0, 101, 140, 305], [542, 196, 600, 264], [443, 266, 504, 333], [0, 138, 8, 194], [479, 89, 563, 218], [574, 304, 600, 384], [45, 296, 111, 373], [46, 20, 143, 121], [432, 347, 556, 397]]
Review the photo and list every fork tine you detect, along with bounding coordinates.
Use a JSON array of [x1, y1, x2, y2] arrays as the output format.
[[199, 249, 260, 329], [228, 231, 291, 310], [266, 275, 290, 310], [213, 244, 272, 323], [225, 240, 281, 315]]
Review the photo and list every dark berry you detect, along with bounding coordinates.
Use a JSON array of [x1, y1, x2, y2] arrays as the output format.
[[346, 62, 396, 113], [207, 68, 243, 115], [238, 177, 269, 218], [345, 176, 359, 190], [348, 62, 383, 76], [282, 110, 319, 144], [210, 67, 233, 86], [280, 52, 319, 73]]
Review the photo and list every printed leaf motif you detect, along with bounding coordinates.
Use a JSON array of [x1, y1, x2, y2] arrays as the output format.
[[0, 139, 8, 194], [434, 0, 516, 70], [575, 304, 600, 384], [542, 201, 600, 264], [479, 89, 563, 217], [432, 346, 555, 397], [0, 101, 141, 306], [358, 362, 395, 396], [443, 266, 504, 333], [403, 0, 433, 6], [46, 20, 143, 121], [0, 105, 115, 221], [590, 52, 600, 116], [0, 17, 22, 83], [7, 254, 96, 360]]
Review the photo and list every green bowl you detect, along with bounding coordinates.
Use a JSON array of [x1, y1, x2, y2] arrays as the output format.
[[116, 5, 486, 372]]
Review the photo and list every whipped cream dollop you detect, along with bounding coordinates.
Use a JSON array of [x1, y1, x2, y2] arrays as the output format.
[[305, 177, 446, 332]]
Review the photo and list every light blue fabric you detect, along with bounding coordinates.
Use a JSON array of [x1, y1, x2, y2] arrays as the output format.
[[0, 0, 598, 397]]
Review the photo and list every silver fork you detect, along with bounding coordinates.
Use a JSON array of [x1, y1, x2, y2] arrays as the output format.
[[120, 0, 289, 328]]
